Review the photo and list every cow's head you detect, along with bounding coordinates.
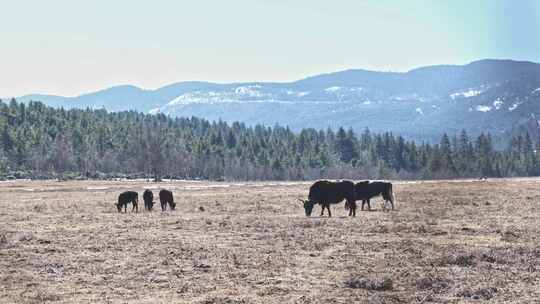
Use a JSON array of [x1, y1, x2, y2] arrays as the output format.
[[299, 199, 315, 216], [116, 202, 122, 212], [169, 202, 176, 210]]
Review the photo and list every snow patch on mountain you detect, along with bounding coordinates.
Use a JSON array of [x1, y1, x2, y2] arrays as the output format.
[[476, 105, 492, 112], [324, 86, 363, 93], [450, 88, 484, 99], [149, 107, 160, 114], [325, 86, 341, 92], [532, 88, 540, 94], [508, 101, 523, 111], [166, 86, 276, 106], [416, 108, 424, 115], [234, 85, 265, 97]]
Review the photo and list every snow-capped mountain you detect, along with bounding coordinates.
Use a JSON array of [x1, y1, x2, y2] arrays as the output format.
[[12, 59, 540, 141]]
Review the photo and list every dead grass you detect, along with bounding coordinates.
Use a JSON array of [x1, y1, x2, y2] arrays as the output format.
[[1, 178, 540, 303]]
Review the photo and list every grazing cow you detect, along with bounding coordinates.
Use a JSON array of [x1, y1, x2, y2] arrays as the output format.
[[159, 189, 175, 211], [299, 180, 356, 217], [143, 189, 155, 211], [354, 181, 395, 211], [117, 191, 139, 213]]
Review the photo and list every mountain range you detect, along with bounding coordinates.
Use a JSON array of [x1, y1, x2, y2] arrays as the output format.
[[12, 59, 540, 141]]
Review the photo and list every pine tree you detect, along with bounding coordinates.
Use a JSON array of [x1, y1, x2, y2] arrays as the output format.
[[439, 133, 456, 176]]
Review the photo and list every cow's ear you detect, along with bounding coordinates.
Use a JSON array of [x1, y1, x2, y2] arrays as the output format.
[[298, 198, 305, 204]]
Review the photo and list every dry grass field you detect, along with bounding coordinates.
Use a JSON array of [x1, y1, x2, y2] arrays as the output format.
[[1, 178, 540, 303]]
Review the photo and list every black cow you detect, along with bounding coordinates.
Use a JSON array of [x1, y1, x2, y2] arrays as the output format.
[[117, 191, 139, 213], [300, 180, 356, 217], [159, 189, 175, 211], [143, 189, 155, 211], [354, 181, 395, 211]]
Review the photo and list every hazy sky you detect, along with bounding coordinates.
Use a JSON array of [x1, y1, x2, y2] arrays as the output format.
[[1, 0, 539, 96]]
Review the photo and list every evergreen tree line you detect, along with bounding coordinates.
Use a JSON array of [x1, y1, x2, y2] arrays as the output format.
[[1, 99, 539, 181]]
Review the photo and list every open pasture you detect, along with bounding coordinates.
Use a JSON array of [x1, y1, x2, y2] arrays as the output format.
[[1, 179, 540, 303]]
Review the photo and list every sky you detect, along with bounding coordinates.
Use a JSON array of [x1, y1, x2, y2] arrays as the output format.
[[1, 0, 539, 97]]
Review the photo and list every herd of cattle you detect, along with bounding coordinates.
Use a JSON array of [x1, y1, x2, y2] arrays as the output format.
[[116, 189, 175, 212], [299, 180, 395, 217], [115, 180, 394, 217]]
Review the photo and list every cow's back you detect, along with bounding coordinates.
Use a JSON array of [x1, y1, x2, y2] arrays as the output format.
[[309, 180, 354, 205], [119, 191, 138, 203], [308, 181, 332, 203]]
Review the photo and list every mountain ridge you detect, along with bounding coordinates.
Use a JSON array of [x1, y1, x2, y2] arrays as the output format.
[[9, 59, 540, 141], [14, 58, 538, 97]]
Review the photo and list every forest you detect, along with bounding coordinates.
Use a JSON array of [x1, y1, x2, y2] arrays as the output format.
[[0, 98, 539, 181]]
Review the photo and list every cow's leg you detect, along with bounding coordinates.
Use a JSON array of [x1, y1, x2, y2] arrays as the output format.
[[124, 204, 127, 213], [361, 200, 366, 211], [327, 205, 332, 217], [320, 205, 325, 216], [349, 200, 356, 217], [367, 199, 371, 211]]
